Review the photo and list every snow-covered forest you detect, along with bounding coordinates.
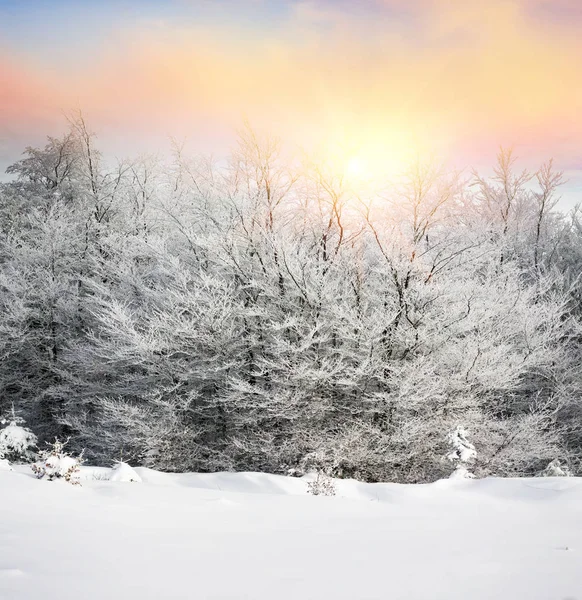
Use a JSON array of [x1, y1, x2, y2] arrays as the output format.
[[2, 115, 582, 482]]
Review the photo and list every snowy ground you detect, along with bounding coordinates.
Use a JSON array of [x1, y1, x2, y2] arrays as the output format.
[[1, 467, 581, 600]]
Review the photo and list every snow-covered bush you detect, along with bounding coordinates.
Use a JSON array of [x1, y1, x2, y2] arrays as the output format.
[[446, 426, 477, 479], [449, 466, 475, 480], [286, 467, 303, 478], [537, 459, 572, 477], [307, 471, 336, 496], [0, 406, 37, 462], [109, 461, 142, 483], [32, 439, 83, 484]]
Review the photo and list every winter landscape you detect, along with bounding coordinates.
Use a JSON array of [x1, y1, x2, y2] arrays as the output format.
[[2, 0, 582, 598]]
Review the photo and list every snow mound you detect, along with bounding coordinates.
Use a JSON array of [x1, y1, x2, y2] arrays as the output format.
[[109, 462, 142, 483], [0, 458, 12, 471]]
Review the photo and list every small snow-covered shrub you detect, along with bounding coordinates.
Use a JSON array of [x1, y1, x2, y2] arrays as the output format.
[[307, 471, 336, 496], [0, 406, 37, 462], [446, 426, 477, 479], [286, 467, 303, 477], [82, 468, 112, 481], [32, 439, 84, 484], [537, 459, 572, 477], [449, 465, 475, 480], [109, 461, 142, 483]]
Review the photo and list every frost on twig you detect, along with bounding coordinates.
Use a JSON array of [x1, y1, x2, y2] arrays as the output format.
[[307, 471, 336, 496]]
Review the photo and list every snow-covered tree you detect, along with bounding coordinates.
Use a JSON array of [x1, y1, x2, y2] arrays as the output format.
[[0, 406, 37, 462], [447, 426, 477, 479]]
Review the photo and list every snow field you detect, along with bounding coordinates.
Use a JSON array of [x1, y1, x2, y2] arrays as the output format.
[[1, 467, 581, 600]]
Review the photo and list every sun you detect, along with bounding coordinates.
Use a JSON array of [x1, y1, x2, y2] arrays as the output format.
[[345, 155, 369, 182], [341, 147, 406, 189], [311, 127, 426, 192]]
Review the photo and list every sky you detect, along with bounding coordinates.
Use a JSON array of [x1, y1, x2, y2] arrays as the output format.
[[1, 0, 581, 204]]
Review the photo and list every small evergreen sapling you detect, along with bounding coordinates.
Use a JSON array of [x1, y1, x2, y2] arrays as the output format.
[[447, 425, 477, 479], [32, 439, 84, 484], [0, 406, 37, 463]]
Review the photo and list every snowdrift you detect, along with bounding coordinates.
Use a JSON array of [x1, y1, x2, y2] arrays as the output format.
[[1, 467, 581, 599]]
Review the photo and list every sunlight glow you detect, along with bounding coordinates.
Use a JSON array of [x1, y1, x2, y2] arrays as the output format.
[[317, 129, 423, 190], [345, 156, 368, 182]]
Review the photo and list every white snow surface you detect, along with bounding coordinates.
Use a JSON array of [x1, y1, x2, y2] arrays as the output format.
[[1, 467, 582, 600]]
